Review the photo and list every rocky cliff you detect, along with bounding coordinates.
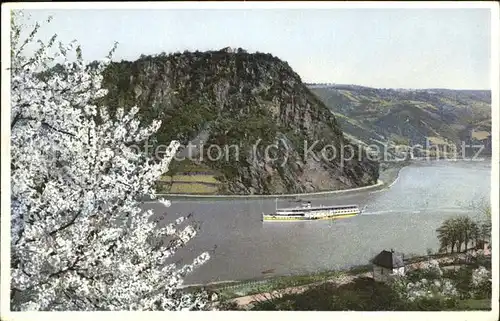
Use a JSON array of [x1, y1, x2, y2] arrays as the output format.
[[98, 48, 379, 194]]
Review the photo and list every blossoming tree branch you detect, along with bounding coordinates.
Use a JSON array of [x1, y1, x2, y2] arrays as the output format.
[[10, 10, 211, 311]]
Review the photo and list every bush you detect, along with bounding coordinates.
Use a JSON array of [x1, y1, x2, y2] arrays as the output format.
[[406, 296, 459, 311], [216, 300, 241, 311], [406, 260, 443, 282], [470, 266, 492, 299]]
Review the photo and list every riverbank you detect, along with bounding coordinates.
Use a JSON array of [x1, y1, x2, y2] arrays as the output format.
[[378, 160, 411, 188], [153, 160, 412, 200], [184, 251, 454, 299], [157, 179, 384, 200], [209, 250, 491, 309]]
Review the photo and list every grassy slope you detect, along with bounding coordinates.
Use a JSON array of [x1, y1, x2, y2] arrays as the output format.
[[309, 85, 491, 154]]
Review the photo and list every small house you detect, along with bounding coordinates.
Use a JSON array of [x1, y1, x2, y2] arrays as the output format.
[[371, 249, 405, 282]]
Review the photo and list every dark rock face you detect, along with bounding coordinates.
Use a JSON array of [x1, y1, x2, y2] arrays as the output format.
[[99, 49, 379, 194]]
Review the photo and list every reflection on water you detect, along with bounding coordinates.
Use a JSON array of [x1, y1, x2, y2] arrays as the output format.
[[142, 160, 491, 284]]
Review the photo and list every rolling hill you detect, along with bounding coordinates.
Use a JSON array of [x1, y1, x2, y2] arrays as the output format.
[[308, 84, 491, 158]]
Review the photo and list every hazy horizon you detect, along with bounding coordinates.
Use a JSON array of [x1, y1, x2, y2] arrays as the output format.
[[20, 7, 493, 90], [304, 82, 493, 91]]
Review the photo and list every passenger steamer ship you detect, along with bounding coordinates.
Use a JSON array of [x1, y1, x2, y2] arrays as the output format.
[[262, 199, 361, 222]]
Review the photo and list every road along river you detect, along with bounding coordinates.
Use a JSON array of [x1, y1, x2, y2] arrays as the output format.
[[141, 160, 491, 285]]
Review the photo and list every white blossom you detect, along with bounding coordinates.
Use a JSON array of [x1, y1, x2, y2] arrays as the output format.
[[10, 11, 211, 311], [396, 277, 459, 302], [471, 266, 491, 288], [390, 261, 458, 303], [419, 259, 443, 277]]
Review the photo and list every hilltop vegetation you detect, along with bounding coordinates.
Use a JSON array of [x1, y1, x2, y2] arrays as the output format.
[[309, 84, 491, 157]]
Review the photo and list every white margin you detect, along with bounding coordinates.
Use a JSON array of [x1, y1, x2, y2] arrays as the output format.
[[1, 2, 498, 321]]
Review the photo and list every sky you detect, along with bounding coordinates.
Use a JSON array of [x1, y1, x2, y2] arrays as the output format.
[[20, 8, 492, 90]]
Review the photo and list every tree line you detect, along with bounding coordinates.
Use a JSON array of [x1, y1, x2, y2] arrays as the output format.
[[436, 205, 491, 254]]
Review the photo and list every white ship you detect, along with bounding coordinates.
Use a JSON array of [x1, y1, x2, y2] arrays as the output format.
[[262, 199, 362, 222]]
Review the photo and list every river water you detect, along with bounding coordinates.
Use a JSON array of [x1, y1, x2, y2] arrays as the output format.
[[141, 160, 491, 285]]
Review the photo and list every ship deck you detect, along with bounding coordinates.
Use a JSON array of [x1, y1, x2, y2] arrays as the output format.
[[276, 204, 359, 212]]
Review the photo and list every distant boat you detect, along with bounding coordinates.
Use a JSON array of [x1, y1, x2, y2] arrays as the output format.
[[262, 198, 361, 222]]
